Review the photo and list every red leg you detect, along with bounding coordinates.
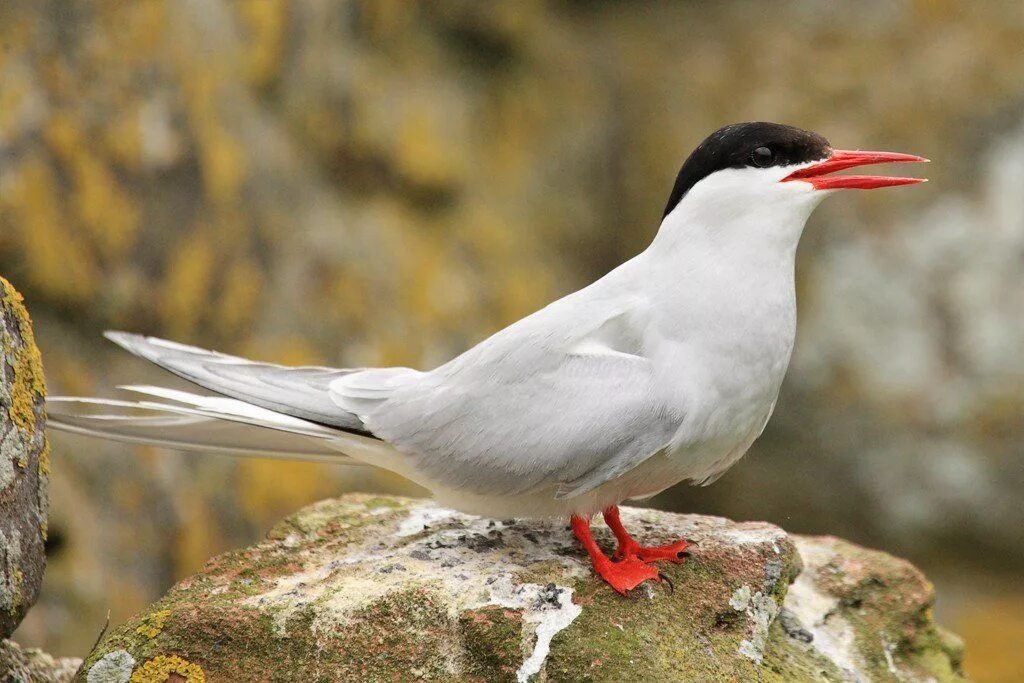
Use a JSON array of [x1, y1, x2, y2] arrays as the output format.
[[603, 506, 690, 563], [570, 515, 662, 595]]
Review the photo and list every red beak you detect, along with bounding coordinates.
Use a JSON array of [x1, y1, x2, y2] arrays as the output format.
[[782, 150, 929, 190]]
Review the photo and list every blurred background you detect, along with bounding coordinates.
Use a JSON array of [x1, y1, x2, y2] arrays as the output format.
[[1, 0, 1022, 679]]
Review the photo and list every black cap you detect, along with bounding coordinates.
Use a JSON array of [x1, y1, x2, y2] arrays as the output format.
[[662, 122, 831, 218]]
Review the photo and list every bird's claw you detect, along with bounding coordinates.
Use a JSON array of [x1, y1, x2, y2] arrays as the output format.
[[615, 538, 691, 564]]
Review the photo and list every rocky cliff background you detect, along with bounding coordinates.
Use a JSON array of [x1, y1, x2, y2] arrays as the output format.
[[0, 1, 1021, 680]]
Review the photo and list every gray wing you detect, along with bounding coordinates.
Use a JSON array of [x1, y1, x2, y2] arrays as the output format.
[[105, 332, 368, 433], [46, 395, 351, 461], [332, 312, 682, 499]]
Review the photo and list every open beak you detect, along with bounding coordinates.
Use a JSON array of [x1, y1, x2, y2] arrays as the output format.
[[782, 150, 929, 190]]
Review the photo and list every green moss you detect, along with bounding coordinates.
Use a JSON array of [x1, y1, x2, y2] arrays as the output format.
[[87, 580, 462, 682], [806, 539, 966, 681], [546, 565, 758, 681], [759, 621, 847, 682], [266, 494, 411, 543], [542, 535, 812, 681], [459, 606, 523, 681], [328, 587, 456, 680], [362, 496, 404, 510]]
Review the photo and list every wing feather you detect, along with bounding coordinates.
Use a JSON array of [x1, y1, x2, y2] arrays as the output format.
[[104, 331, 367, 432], [333, 293, 682, 499], [46, 395, 356, 462]]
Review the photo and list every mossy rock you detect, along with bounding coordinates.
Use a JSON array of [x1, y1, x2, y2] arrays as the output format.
[[0, 277, 48, 638], [79, 494, 966, 681]]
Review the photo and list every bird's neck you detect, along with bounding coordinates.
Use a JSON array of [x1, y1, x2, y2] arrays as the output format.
[[639, 190, 821, 338], [646, 189, 818, 265]]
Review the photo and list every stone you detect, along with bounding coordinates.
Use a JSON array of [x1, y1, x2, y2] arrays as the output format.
[[80, 494, 965, 682], [0, 638, 80, 682], [0, 277, 48, 637]]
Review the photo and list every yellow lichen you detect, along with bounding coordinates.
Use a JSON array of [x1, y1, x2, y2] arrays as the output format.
[[0, 278, 47, 437], [159, 227, 217, 338], [4, 154, 99, 304], [129, 655, 205, 683], [213, 257, 263, 337], [38, 440, 50, 478], [8, 567, 23, 614], [135, 608, 173, 638], [236, 0, 287, 87]]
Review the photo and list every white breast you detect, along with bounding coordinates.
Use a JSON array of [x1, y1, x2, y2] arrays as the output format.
[[634, 186, 807, 489]]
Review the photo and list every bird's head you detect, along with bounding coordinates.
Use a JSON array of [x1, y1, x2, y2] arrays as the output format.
[[659, 122, 927, 248]]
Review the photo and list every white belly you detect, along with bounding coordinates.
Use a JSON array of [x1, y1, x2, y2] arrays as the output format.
[[400, 390, 779, 520]]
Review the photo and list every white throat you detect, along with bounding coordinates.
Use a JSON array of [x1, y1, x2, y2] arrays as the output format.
[[636, 165, 830, 389], [648, 165, 826, 263]]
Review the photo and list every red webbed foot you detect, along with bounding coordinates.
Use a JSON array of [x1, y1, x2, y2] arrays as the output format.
[[615, 537, 690, 564], [571, 514, 671, 596], [603, 506, 691, 564], [592, 555, 665, 595]]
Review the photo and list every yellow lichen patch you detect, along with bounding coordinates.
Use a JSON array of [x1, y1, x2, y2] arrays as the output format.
[[129, 655, 205, 683], [38, 440, 50, 478], [69, 150, 141, 259], [0, 278, 47, 437], [44, 111, 141, 259], [213, 257, 263, 338], [236, 0, 287, 87], [395, 105, 462, 187], [179, 69, 247, 206], [0, 157, 100, 303], [135, 608, 173, 639], [159, 227, 217, 338], [10, 342, 45, 433]]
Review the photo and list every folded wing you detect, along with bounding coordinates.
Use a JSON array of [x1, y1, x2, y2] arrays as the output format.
[[104, 332, 368, 433], [46, 388, 354, 462], [333, 312, 681, 499]]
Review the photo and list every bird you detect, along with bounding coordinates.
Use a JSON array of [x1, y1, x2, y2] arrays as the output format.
[[47, 122, 927, 595]]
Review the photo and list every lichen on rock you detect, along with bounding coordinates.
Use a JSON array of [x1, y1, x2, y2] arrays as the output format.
[[0, 637, 80, 682], [0, 277, 48, 637], [128, 655, 205, 683], [85, 649, 134, 683], [134, 609, 172, 639], [80, 494, 966, 682]]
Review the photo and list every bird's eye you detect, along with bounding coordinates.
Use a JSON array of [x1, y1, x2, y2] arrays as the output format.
[[751, 146, 774, 168]]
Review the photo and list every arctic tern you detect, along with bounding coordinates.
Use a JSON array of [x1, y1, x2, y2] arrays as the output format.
[[48, 122, 927, 594]]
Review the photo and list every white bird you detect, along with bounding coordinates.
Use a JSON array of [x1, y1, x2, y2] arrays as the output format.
[[47, 122, 927, 593]]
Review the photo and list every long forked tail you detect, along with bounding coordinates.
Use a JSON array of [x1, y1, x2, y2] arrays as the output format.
[[46, 332, 377, 463]]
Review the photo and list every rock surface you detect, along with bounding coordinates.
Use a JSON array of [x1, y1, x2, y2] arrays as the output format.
[[0, 638, 80, 682], [0, 277, 48, 637], [81, 494, 965, 682]]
